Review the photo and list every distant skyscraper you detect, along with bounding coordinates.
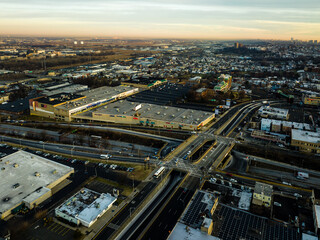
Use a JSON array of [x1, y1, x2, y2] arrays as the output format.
[[314, 40, 318, 44], [234, 42, 240, 48], [291, 37, 294, 41]]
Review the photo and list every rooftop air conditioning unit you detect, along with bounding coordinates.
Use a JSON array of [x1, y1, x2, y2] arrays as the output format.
[[34, 172, 41, 177], [13, 163, 19, 168]]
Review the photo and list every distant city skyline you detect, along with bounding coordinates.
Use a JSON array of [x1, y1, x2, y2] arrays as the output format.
[[0, 0, 320, 40]]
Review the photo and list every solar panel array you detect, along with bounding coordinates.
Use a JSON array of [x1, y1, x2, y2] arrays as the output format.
[[182, 191, 207, 227], [215, 205, 299, 240], [127, 83, 190, 106]]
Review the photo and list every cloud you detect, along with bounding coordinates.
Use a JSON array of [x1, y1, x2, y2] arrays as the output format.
[[0, 0, 319, 39]]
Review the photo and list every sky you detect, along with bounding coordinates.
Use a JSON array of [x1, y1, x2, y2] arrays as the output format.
[[0, 0, 320, 40]]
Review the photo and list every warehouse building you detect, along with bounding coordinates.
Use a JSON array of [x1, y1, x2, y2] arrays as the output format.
[[76, 100, 215, 130], [258, 106, 289, 120], [168, 190, 219, 240], [0, 150, 74, 219], [29, 86, 138, 121], [291, 129, 320, 154], [55, 188, 116, 227]]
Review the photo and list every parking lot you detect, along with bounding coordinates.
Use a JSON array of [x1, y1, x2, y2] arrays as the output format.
[[26, 220, 74, 240], [86, 180, 123, 195]]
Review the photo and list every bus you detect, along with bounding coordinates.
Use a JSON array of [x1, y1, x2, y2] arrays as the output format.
[[154, 166, 165, 178]]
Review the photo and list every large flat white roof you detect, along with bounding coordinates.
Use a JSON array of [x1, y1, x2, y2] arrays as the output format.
[[168, 222, 220, 240], [90, 100, 214, 126], [292, 129, 320, 144], [77, 192, 116, 225], [57, 85, 138, 111], [56, 188, 116, 226], [0, 150, 74, 215]]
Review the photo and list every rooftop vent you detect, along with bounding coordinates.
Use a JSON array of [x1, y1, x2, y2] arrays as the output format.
[[34, 172, 41, 177], [13, 163, 19, 168], [52, 170, 57, 174]]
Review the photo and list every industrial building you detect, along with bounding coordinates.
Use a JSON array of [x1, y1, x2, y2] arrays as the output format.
[[258, 106, 289, 120], [291, 129, 320, 154], [122, 78, 167, 89], [40, 81, 88, 96], [168, 190, 219, 240], [0, 150, 74, 219], [29, 85, 138, 121], [55, 188, 116, 227], [75, 100, 215, 130]]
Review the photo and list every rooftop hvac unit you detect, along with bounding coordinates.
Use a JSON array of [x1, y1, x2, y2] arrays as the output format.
[[34, 172, 41, 177], [196, 118, 200, 121], [13, 163, 19, 168], [1, 167, 5, 171], [164, 113, 167, 116], [147, 108, 150, 111], [165, 106, 168, 109], [5, 161, 9, 164], [52, 170, 57, 174], [116, 109, 119, 112], [157, 112, 160, 115], [123, 111, 126, 114]]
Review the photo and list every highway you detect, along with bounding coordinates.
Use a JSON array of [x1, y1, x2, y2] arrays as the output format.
[[118, 172, 184, 240], [0, 135, 148, 163], [139, 176, 199, 240], [22, 122, 185, 143], [2, 99, 283, 240], [93, 182, 157, 240]]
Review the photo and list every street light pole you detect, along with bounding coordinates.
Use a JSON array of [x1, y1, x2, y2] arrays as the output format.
[[130, 207, 135, 217]]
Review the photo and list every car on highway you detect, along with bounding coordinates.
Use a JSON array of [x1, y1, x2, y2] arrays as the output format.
[[294, 193, 302, 198], [274, 202, 282, 207]]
